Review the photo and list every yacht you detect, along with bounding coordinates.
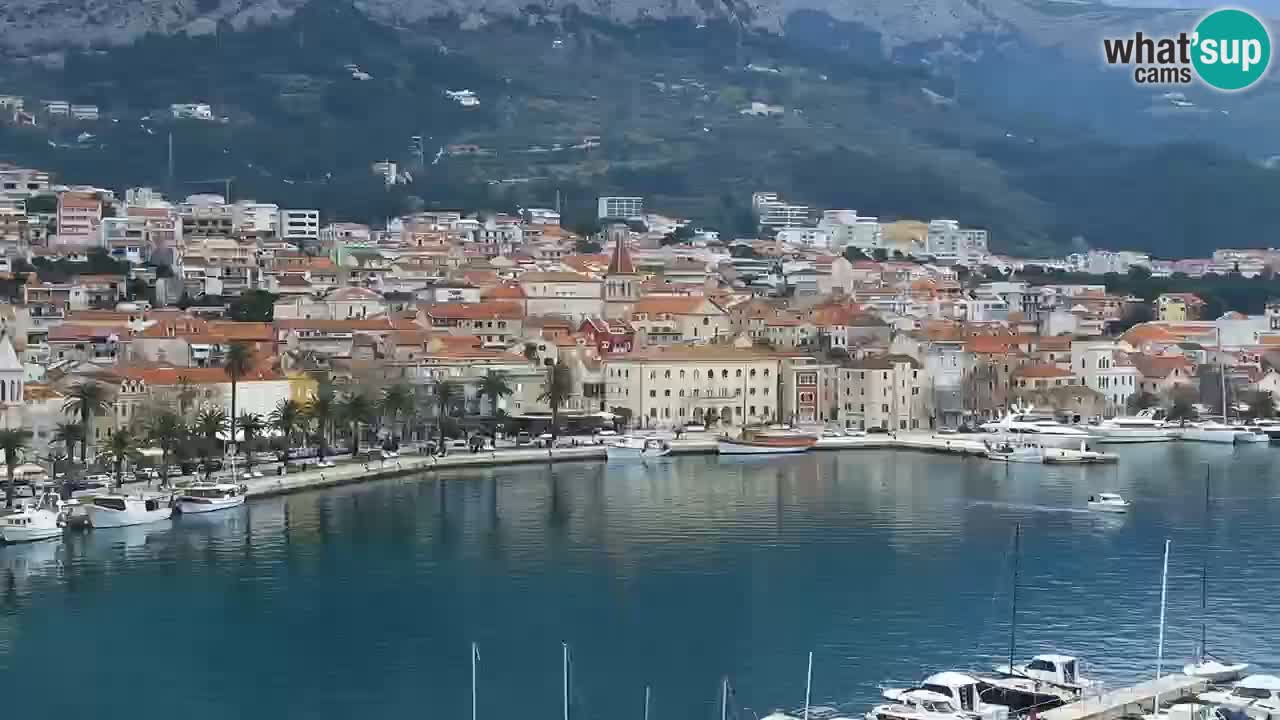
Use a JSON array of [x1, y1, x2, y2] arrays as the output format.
[[867, 690, 972, 720], [87, 493, 173, 528], [1093, 409, 1174, 444], [1198, 675, 1280, 711], [1181, 422, 1249, 444], [1087, 493, 1131, 513], [1183, 660, 1250, 683], [980, 407, 1094, 448], [175, 482, 247, 514], [0, 492, 66, 543], [1251, 419, 1280, 440], [992, 654, 1093, 693], [604, 436, 672, 461], [882, 672, 1011, 720], [1236, 426, 1271, 444]]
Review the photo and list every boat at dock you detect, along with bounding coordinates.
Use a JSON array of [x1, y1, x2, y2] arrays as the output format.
[[87, 493, 174, 528], [1235, 427, 1270, 444], [1, 491, 67, 543], [882, 672, 1014, 720], [1197, 675, 1280, 711], [605, 436, 672, 461], [175, 482, 247, 514], [717, 427, 817, 455], [867, 689, 973, 720], [984, 440, 1045, 463], [1184, 471, 1249, 684], [979, 407, 1095, 449], [1093, 410, 1175, 444], [1180, 422, 1249, 445]]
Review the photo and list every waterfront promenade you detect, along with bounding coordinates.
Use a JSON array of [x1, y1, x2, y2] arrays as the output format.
[[238, 432, 988, 498]]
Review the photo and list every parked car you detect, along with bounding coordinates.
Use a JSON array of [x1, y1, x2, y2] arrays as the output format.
[[682, 423, 707, 433], [866, 426, 889, 435], [937, 427, 958, 435], [515, 431, 533, 446]]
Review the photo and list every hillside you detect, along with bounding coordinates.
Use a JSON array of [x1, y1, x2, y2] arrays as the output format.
[[2, 1, 1280, 255]]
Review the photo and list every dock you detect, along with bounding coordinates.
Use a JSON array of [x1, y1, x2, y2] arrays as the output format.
[[1040, 675, 1210, 720]]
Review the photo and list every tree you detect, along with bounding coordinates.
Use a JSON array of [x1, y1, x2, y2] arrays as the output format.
[[523, 342, 539, 363], [62, 380, 112, 464], [270, 399, 305, 452], [228, 289, 278, 321], [223, 341, 255, 452], [305, 387, 338, 461], [539, 360, 573, 443], [194, 407, 229, 481], [0, 428, 31, 508], [175, 375, 199, 418], [339, 391, 376, 457], [146, 411, 187, 489], [478, 370, 513, 416], [1245, 390, 1277, 419], [1126, 391, 1159, 414], [238, 412, 265, 475], [429, 380, 462, 447], [52, 421, 83, 469], [871, 248, 889, 262], [380, 382, 414, 444], [609, 406, 633, 432], [1128, 265, 1153, 281], [1166, 386, 1199, 424], [105, 428, 139, 489], [1113, 303, 1155, 333], [575, 239, 602, 254]]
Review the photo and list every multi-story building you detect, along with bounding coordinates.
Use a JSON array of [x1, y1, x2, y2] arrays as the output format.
[[181, 196, 234, 240], [629, 295, 730, 345], [818, 210, 882, 251], [233, 201, 280, 239], [279, 209, 320, 246], [54, 191, 102, 246], [0, 206, 29, 252], [925, 219, 988, 266], [519, 271, 604, 320], [596, 196, 644, 221], [752, 192, 810, 230], [1156, 293, 1205, 322], [0, 165, 51, 209], [835, 354, 929, 431], [781, 356, 840, 424], [1071, 340, 1140, 417], [604, 344, 783, 429]]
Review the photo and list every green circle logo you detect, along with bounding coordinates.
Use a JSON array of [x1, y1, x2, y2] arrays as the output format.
[[1192, 8, 1271, 91]]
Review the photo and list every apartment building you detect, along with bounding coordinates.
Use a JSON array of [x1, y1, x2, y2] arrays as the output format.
[[836, 354, 929, 431], [54, 191, 103, 246], [818, 210, 882, 251], [0, 206, 29, 252], [604, 344, 783, 429], [0, 166, 51, 208], [1071, 340, 1140, 417], [279, 209, 320, 246], [596, 196, 644, 221], [752, 192, 810, 230], [629, 295, 730, 345], [233, 201, 280, 239], [181, 197, 235, 240], [926, 219, 989, 266]]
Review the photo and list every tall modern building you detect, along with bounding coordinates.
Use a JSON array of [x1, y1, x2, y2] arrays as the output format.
[[597, 196, 645, 221]]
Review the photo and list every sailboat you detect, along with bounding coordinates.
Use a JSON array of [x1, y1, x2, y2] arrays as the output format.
[[1183, 469, 1250, 683], [761, 652, 859, 720]]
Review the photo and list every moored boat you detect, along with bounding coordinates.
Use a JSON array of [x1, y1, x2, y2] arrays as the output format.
[[175, 482, 247, 514], [866, 690, 971, 720], [1181, 422, 1248, 444], [605, 436, 672, 461], [1, 491, 66, 543], [87, 493, 174, 528], [984, 440, 1044, 464], [717, 428, 817, 455], [1093, 409, 1175, 444]]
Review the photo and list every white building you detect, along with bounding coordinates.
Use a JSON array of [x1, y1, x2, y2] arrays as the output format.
[[233, 201, 280, 238], [278, 209, 320, 246], [819, 210, 882, 251], [926, 219, 989, 266], [1066, 249, 1151, 275], [753, 192, 809, 230], [597, 196, 645, 221], [1071, 340, 1139, 417], [775, 227, 831, 249], [69, 104, 99, 121], [0, 166, 52, 209]]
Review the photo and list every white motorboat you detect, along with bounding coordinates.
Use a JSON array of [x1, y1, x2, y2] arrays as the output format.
[[175, 482, 247, 514], [1251, 419, 1280, 440], [867, 690, 972, 720], [1, 492, 65, 543], [1042, 441, 1119, 464], [1087, 493, 1131, 513], [980, 406, 1094, 448], [605, 436, 672, 461], [882, 672, 1010, 720], [87, 493, 174, 528], [1198, 675, 1280, 710], [992, 654, 1093, 693], [1236, 426, 1270, 443], [984, 440, 1044, 464], [1180, 422, 1248, 444], [1093, 409, 1175, 444], [1184, 660, 1250, 683]]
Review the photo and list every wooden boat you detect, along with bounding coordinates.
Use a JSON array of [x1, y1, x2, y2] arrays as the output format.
[[717, 428, 817, 455]]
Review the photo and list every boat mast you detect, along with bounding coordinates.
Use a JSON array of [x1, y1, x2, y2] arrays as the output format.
[[1009, 523, 1021, 674], [1218, 328, 1227, 421], [1155, 539, 1171, 713], [563, 643, 570, 720], [721, 676, 729, 720], [1200, 467, 1210, 662], [804, 651, 813, 720], [472, 642, 479, 720], [644, 685, 650, 720]]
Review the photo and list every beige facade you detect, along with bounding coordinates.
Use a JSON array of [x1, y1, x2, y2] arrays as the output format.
[[604, 345, 782, 429], [630, 296, 730, 345], [518, 272, 603, 320], [835, 355, 929, 431]]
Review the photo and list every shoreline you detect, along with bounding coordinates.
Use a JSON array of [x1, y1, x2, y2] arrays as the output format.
[[239, 433, 989, 499]]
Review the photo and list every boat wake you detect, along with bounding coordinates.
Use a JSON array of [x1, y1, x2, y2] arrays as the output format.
[[966, 500, 1097, 515]]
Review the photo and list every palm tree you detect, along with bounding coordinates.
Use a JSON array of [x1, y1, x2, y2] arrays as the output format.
[[52, 421, 83, 469], [380, 382, 414, 445], [62, 380, 112, 464], [194, 407, 228, 481], [238, 412, 265, 475], [146, 411, 186, 489], [305, 387, 338, 462], [339, 391, 376, 458], [478, 370, 514, 416], [430, 380, 462, 450], [175, 375, 198, 418], [223, 341, 255, 452], [523, 342, 539, 363], [270, 399, 305, 454], [0, 428, 32, 508], [105, 428, 139, 489], [539, 360, 573, 444]]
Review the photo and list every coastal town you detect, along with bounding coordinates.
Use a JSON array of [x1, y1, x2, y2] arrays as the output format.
[[0, 161, 1279, 478]]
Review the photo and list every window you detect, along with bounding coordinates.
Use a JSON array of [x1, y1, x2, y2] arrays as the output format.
[[1027, 659, 1056, 672], [679, 370, 685, 379], [650, 371, 656, 380], [736, 369, 743, 378], [721, 370, 729, 379], [750, 369, 757, 378], [649, 390, 656, 398], [664, 390, 671, 397], [882, 404, 889, 412], [749, 388, 756, 395], [679, 390, 685, 397], [664, 370, 671, 379], [911, 387, 920, 396]]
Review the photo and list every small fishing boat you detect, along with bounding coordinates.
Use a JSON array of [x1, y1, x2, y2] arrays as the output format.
[[87, 493, 173, 528], [605, 436, 672, 461], [1, 492, 66, 543], [1183, 660, 1250, 683], [718, 428, 817, 455], [175, 482, 247, 514], [1087, 493, 1131, 513], [984, 440, 1044, 464]]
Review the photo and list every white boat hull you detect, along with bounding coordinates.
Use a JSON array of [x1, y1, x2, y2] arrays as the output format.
[[1093, 428, 1174, 444], [1, 524, 62, 543], [1181, 430, 1245, 444], [88, 505, 173, 528], [1087, 502, 1131, 513], [1236, 433, 1270, 444], [986, 448, 1044, 463], [1183, 661, 1249, 682], [717, 440, 813, 455], [176, 495, 246, 514]]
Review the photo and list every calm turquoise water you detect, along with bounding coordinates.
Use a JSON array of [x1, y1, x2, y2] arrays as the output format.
[[1, 445, 1278, 718]]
